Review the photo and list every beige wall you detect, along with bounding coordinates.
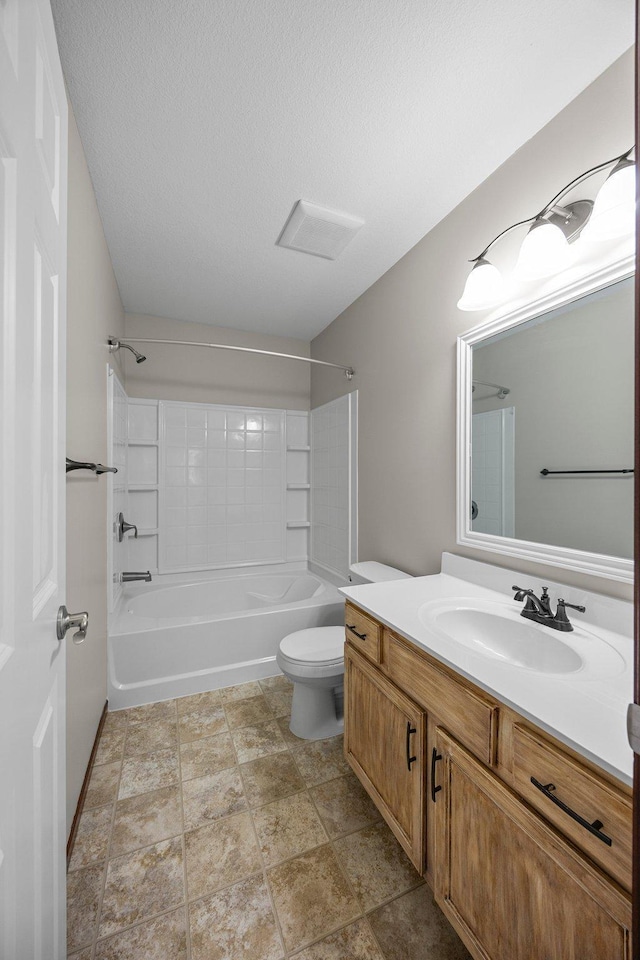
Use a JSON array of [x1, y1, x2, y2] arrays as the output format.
[[310, 49, 634, 602], [124, 314, 311, 410], [66, 104, 125, 832]]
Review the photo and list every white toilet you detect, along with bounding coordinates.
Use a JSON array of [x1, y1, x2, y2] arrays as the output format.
[[277, 562, 412, 740]]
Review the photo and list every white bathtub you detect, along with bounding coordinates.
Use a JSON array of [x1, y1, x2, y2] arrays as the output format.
[[108, 565, 345, 709]]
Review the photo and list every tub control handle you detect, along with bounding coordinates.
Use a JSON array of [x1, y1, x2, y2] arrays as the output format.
[[346, 624, 367, 641]]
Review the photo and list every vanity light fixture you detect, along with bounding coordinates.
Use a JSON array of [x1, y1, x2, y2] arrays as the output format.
[[457, 148, 635, 311]]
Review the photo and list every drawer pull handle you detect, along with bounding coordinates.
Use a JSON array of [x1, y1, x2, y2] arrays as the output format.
[[431, 747, 442, 802], [530, 777, 612, 846], [406, 722, 417, 771], [347, 624, 367, 641]]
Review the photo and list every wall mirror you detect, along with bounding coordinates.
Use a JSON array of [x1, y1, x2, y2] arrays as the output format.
[[457, 256, 634, 583]]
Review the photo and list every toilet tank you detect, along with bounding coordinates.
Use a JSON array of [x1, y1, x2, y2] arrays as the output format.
[[348, 561, 412, 584]]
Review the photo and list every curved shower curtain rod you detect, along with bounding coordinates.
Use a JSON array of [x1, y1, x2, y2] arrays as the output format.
[[108, 336, 354, 380]]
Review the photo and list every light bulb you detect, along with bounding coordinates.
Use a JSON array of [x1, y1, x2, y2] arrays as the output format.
[[582, 159, 635, 241], [457, 258, 504, 311], [515, 218, 570, 281]]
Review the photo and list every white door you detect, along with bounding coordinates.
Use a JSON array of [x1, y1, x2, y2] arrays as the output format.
[[0, 1, 68, 958], [471, 408, 515, 538]]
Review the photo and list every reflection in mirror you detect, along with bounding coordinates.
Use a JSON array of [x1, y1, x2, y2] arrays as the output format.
[[470, 276, 634, 560]]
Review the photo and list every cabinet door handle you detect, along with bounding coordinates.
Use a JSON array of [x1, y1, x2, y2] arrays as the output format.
[[405, 722, 417, 771], [346, 624, 367, 641], [431, 747, 442, 802], [530, 777, 612, 846]]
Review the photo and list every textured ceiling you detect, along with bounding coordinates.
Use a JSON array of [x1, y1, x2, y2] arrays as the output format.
[[52, 0, 634, 340]]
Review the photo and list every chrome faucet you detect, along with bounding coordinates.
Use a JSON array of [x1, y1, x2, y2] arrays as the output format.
[[121, 571, 152, 583], [512, 585, 585, 632]]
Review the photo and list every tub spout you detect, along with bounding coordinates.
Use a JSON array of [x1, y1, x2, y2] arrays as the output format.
[[122, 571, 152, 583]]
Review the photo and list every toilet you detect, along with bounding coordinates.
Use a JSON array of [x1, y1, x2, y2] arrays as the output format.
[[277, 562, 412, 740]]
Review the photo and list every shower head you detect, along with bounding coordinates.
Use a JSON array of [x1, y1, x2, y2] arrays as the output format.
[[107, 338, 147, 363]]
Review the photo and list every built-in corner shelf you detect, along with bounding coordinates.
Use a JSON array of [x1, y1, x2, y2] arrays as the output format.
[[287, 483, 311, 490], [287, 445, 311, 452], [287, 520, 311, 529]]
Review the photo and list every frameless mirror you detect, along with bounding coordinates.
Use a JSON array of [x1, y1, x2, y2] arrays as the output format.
[[457, 258, 634, 583]]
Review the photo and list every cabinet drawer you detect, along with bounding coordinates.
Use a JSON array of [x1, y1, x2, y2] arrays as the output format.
[[344, 603, 381, 663], [513, 724, 632, 891], [386, 631, 498, 766]]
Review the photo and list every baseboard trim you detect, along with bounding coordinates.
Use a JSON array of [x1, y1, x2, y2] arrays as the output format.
[[67, 700, 108, 869]]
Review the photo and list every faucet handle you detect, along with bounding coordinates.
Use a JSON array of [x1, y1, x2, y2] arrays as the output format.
[[557, 599, 586, 614], [512, 585, 533, 601]]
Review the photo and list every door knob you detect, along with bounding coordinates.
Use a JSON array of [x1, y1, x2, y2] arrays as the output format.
[[57, 605, 89, 644]]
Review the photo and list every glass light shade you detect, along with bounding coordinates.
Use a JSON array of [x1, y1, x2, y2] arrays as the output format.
[[457, 258, 504, 311], [581, 160, 635, 241], [515, 219, 570, 281]]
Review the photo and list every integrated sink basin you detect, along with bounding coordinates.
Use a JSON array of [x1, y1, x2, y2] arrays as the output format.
[[418, 598, 625, 678]]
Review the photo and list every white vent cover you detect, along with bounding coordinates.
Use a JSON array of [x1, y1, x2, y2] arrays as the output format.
[[277, 200, 364, 260]]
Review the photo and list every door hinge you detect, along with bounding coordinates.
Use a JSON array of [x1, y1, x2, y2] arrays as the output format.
[[626, 703, 640, 754]]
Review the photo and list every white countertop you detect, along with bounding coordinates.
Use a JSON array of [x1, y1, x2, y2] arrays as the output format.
[[340, 553, 633, 786]]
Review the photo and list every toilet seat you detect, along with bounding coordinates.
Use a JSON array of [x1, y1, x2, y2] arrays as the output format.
[[279, 626, 344, 663], [277, 626, 345, 681]]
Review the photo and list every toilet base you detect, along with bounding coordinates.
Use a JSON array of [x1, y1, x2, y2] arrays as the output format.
[[289, 680, 344, 741]]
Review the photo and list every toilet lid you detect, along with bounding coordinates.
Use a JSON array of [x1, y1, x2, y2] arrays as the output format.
[[280, 626, 345, 664]]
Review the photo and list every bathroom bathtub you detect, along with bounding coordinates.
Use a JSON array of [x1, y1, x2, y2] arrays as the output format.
[[108, 565, 345, 709]]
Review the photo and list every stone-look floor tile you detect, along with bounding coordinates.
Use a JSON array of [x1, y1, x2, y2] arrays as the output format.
[[333, 822, 421, 911], [293, 918, 384, 959], [231, 719, 287, 763], [110, 785, 182, 857], [184, 812, 261, 901], [118, 748, 180, 800], [126, 700, 177, 724], [224, 695, 273, 729], [68, 949, 93, 960], [259, 674, 291, 694], [67, 862, 105, 953], [189, 874, 283, 960], [69, 803, 114, 870], [253, 791, 328, 867], [310, 773, 381, 839], [178, 705, 227, 743], [99, 837, 184, 939], [180, 731, 236, 781], [85, 761, 121, 810], [95, 907, 188, 960], [103, 710, 129, 733], [276, 716, 306, 746], [367, 886, 471, 960], [292, 737, 349, 787], [240, 752, 305, 807], [95, 729, 125, 765], [219, 680, 262, 702], [264, 689, 293, 718], [182, 767, 246, 831], [267, 844, 360, 953], [176, 689, 221, 716], [124, 719, 178, 759]]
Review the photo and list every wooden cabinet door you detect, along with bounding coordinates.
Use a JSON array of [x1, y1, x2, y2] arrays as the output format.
[[432, 729, 631, 960], [344, 643, 426, 872]]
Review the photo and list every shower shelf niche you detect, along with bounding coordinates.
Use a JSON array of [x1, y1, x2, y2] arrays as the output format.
[[286, 412, 311, 561]]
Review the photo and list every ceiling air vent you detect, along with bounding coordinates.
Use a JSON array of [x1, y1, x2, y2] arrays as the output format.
[[277, 200, 364, 260]]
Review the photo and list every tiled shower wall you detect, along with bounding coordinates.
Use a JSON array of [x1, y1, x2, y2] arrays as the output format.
[[107, 370, 128, 613], [120, 399, 311, 575], [110, 392, 355, 586]]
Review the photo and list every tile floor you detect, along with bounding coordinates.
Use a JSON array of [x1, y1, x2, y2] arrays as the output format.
[[67, 676, 470, 960]]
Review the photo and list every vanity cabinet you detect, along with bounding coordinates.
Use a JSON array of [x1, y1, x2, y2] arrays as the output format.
[[344, 644, 426, 871], [433, 729, 630, 960], [343, 602, 632, 959]]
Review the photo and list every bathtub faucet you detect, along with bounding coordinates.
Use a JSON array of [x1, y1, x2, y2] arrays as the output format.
[[121, 571, 152, 583]]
